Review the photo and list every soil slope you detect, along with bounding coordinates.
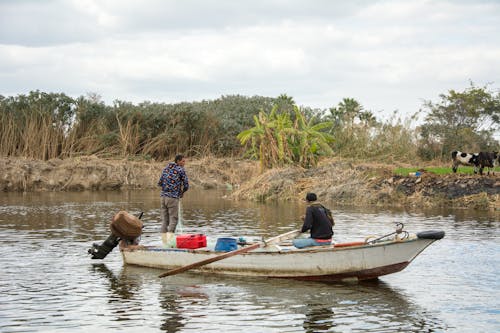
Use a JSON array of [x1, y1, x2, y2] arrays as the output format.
[[230, 159, 500, 210], [1, 157, 498, 211], [0, 156, 257, 192]]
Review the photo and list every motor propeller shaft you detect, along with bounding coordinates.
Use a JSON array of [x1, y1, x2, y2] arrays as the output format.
[[88, 233, 120, 259]]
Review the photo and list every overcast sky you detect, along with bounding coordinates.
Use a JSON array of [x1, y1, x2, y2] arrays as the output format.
[[1, 0, 499, 121]]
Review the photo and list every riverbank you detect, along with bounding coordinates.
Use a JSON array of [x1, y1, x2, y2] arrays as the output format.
[[230, 159, 500, 211], [0, 156, 257, 192], [1, 156, 498, 211]]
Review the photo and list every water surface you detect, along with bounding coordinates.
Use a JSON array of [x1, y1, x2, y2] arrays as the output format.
[[0, 189, 498, 332]]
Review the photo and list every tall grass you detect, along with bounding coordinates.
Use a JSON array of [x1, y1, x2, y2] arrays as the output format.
[[333, 111, 419, 163], [0, 92, 273, 160], [0, 108, 64, 160]]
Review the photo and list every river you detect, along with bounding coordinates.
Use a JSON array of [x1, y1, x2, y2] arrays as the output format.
[[0, 189, 498, 332]]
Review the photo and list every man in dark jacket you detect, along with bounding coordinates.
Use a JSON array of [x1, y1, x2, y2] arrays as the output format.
[[292, 192, 334, 249]]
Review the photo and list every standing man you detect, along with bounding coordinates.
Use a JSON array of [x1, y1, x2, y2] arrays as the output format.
[[158, 154, 189, 247], [293, 192, 334, 249]]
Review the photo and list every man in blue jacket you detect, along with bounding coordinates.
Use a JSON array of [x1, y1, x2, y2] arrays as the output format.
[[157, 154, 189, 247]]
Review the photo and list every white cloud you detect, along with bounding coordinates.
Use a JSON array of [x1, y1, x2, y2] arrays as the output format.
[[0, 0, 499, 120], [69, 0, 118, 28]]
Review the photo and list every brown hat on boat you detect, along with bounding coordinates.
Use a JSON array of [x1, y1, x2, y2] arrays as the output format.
[[305, 192, 317, 202]]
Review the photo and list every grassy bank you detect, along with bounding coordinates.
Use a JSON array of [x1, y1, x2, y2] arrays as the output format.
[[394, 166, 500, 176]]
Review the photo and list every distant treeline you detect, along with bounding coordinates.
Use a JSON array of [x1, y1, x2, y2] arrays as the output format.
[[1, 84, 499, 165], [0, 92, 281, 160]]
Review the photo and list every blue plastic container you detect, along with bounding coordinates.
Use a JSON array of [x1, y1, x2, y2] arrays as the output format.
[[215, 237, 237, 252]]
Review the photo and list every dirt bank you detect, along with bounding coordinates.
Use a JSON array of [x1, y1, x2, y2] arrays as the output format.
[[0, 156, 258, 192], [1, 157, 498, 211], [229, 159, 500, 211]]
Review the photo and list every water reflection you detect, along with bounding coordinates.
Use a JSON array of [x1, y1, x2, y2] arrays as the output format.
[[302, 302, 334, 333], [90, 263, 140, 300], [158, 293, 185, 333], [93, 264, 447, 333], [90, 263, 207, 332], [0, 189, 497, 332]]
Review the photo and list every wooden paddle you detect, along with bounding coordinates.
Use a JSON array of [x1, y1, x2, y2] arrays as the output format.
[[158, 229, 300, 278]]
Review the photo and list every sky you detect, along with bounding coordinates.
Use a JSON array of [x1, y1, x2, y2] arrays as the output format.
[[1, 0, 499, 122]]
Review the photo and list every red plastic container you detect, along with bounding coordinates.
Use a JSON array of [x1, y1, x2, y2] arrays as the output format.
[[176, 234, 207, 249]]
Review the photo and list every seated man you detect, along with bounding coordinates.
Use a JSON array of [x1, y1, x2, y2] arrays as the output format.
[[293, 192, 334, 249]]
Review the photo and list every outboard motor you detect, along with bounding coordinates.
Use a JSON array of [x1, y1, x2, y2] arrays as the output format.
[[88, 233, 121, 259], [88, 211, 143, 259]]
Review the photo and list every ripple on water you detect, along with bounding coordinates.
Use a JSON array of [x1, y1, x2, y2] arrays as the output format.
[[1, 189, 498, 332]]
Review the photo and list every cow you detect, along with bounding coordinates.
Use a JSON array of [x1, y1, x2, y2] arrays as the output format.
[[477, 151, 498, 175], [451, 151, 479, 173]]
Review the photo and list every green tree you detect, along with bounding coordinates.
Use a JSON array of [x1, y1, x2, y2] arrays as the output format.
[[238, 103, 333, 170], [327, 98, 377, 155], [329, 98, 363, 130], [0, 91, 76, 159], [274, 93, 295, 115], [418, 83, 500, 160], [289, 106, 334, 168]]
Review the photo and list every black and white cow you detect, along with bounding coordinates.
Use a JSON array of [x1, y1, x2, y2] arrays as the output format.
[[451, 151, 479, 173], [477, 151, 498, 175]]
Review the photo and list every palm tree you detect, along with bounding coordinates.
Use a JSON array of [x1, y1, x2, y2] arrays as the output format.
[[290, 106, 334, 168], [237, 112, 267, 169], [238, 102, 334, 170]]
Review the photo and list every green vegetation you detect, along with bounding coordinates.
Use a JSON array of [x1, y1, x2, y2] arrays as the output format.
[[237, 99, 333, 169], [419, 82, 500, 159], [0, 92, 276, 160], [394, 166, 500, 176], [1, 83, 499, 167]]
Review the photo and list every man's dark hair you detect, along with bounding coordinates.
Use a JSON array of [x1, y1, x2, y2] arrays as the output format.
[[175, 154, 184, 163], [306, 192, 317, 202]]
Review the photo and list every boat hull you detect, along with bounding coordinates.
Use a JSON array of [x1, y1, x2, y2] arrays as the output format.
[[121, 235, 439, 282]]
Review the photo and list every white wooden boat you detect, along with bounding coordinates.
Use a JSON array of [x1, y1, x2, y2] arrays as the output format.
[[120, 228, 445, 282]]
